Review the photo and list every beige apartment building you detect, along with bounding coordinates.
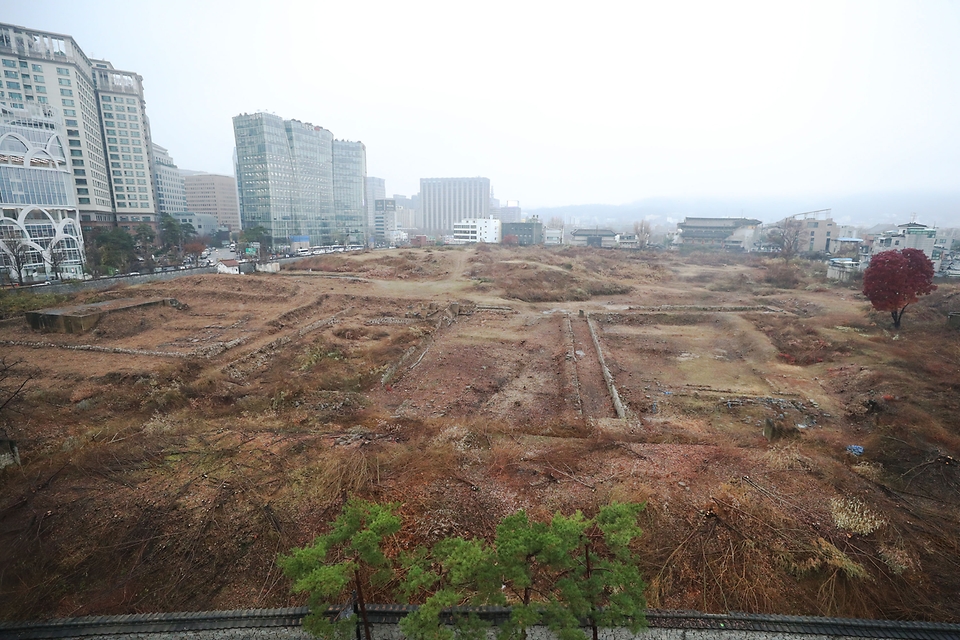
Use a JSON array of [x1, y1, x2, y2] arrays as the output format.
[[183, 172, 240, 233]]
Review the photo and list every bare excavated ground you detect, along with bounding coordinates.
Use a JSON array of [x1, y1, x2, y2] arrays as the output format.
[[2, 246, 960, 622]]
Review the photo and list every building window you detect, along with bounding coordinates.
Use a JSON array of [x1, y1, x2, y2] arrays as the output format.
[[126, 98, 135, 104], [79, 197, 90, 204], [63, 109, 75, 116], [1, 60, 15, 68], [57, 67, 70, 75], [70, 149, 83, 157], [32, 64, 42, 72], [77, 188, 89, 195], [5, 81, 20, 89], [73, 168, 85, 175], [62, 98, 74, 106], [59, 88, 73, 96], [58, 78, 71, 86], [69, 140, 81, 147], [33, 74, 44, 82], [37, 96, 47, 104], [108, 145, 118, 152], [117, 202, 126, 208], [7, 92, 21, 100], [110, 153, 120, 160], [35, 85, 46, 93], [3, 70, 17, 77]]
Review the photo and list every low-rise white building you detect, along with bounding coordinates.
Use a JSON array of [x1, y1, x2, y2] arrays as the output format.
[[453, 217, 501, 244], [544, 228, 564, 245], [862, 222, 942, 270]]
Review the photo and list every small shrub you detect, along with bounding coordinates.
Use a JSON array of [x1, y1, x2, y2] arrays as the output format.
[[764, 263, 802, 289], [830, 497, 886, 535]]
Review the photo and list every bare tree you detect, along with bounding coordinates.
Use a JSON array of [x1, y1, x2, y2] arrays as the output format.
[[3, 240, 33, 286], [767, 217, 804, 260], [44, 242, 68, 281], [0, 356, 34, 421], [633, 220, 652, 247], [547, 216, 565, 229]]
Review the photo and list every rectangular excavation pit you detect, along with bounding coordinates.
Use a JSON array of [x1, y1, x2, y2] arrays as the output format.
[[25, 298, 179, 334]]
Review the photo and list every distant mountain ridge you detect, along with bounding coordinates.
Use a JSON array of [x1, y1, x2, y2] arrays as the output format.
[[528, 190, 960, 229]]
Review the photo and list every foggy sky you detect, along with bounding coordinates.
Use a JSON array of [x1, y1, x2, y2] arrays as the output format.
[[5, 1, 960, 219]]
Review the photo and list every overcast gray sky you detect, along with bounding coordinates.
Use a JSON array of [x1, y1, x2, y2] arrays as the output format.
[[6, 1, 960, 210]]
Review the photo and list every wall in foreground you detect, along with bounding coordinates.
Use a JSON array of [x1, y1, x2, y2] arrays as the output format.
[[3, 607, 958, 640]]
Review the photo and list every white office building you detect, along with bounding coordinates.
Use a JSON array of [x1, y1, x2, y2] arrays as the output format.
[[151, 143, 186, 216], [365, 176, 385, 237], [453, 217, 501, 244]]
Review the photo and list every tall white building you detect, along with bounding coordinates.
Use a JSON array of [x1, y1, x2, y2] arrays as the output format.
[[420, 177, 490, 234], [91, 60, 157, 233], [0, 22, 159, 236], [151, 142, 186, 216], [364, 176, 385, 236]]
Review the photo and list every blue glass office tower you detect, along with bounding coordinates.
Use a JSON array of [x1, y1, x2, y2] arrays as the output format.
[[234, 112, 367, 247]]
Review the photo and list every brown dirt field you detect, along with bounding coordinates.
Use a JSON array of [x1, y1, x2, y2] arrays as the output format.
[[1, 247, 959, 623]]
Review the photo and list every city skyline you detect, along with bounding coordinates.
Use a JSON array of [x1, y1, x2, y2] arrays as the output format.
[[3, 3, 959, 220]]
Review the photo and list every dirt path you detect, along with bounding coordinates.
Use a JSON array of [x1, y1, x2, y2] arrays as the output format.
[[569, 313, 617, 419]]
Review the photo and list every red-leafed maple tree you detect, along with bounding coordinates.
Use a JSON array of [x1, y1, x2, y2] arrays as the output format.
[[862, 248, 937, 329]]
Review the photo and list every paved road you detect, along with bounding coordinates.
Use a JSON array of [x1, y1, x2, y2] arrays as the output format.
[[210, 247, 236, 264]]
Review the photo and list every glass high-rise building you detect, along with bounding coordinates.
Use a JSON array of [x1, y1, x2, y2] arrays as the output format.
[[233, 112, 366, 247], [333, 139, 366, 245]]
